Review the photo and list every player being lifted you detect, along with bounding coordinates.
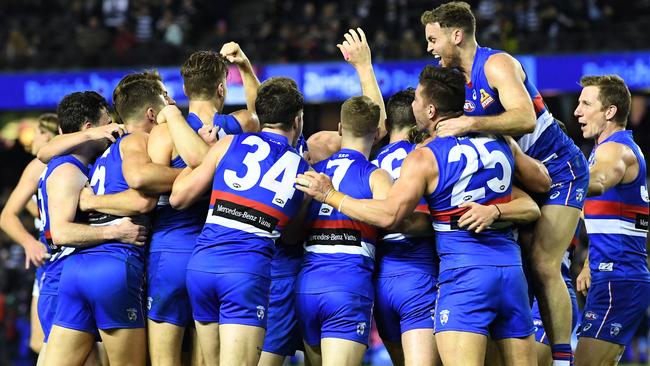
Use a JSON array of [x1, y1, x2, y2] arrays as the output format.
[[296, 65, 550, 366], [420, 3, 589, 364]]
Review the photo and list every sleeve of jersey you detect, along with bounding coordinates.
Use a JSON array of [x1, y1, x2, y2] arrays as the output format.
[[214, 114, 244, 135]]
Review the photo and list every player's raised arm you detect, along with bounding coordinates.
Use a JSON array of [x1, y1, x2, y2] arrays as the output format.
[[338, 28, 387, 140], [220, 42, 260, 115], [170, 135, 233, 210]]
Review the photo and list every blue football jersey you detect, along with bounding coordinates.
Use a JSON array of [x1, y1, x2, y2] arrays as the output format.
[[297, 149, 378, 298], [424, 134, 520, 273], [584, 131, 650, 284], [188, 132, 310, 278]]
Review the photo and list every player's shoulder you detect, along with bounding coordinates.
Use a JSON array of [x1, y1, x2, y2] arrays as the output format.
[[149, 122, 170, 137], [484, 52, 523, 81]]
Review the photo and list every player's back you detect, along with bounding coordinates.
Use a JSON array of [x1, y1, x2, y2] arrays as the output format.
[[584, 130, 650, 283], [85, 134, 146, 260], [372, 140, 436, 277], [189, 131, 309, 278], [424, 134, 519, 273], [297, 148, 378, 299], [37, 154, 89, 293], [271, 134, 309, 279], [38, 155, 88, 255]]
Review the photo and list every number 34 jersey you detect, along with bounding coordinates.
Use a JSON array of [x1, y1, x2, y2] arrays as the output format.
[[188, 132, 310, 278], [424, 134, 519, 273]]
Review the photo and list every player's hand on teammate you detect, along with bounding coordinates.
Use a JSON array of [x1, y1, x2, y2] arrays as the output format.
[[113, 217, 148, 246], [457, 201, 499, 233], [295, 171, 335, 202], [198, 124, 219, 146], [78, 184, 96, 212], [436, 115, 473, 138], [337, 28, 371, 67], [156, 104, 183, 125], [86, 123, 126, 143], [220, 42, 250, 67], [576, 265, 591, 296], [24, 239, 49, 269]]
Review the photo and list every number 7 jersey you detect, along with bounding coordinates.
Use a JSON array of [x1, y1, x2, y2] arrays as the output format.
[[424, 134, 519, 273], [188, 132, 310, 278]]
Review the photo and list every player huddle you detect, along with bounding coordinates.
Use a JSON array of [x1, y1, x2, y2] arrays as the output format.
[[0, 2, 648, 366]]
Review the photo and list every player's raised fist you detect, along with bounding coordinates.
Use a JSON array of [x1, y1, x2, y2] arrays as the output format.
[[220, 42, 249, 66]]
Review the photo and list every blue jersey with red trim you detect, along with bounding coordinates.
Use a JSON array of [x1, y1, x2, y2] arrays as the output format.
[[372, 140, 437, 277], [37, 155, 89, 254], [189, 132, 309, 278], [584, 130, 650, 284], [272, 134, 309, 278], [425, 134, 519, 272], [463, 46, 580, 165], [150, 112, 244, 253], [297, 149, 378, 298], [85, 135, 146, 260]]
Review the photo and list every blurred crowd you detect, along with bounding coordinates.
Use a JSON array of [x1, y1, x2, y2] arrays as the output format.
[[2, 0, 650, 70]]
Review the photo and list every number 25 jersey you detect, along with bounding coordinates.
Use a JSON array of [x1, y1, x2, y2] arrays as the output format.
[[424, 134, 519, 273]]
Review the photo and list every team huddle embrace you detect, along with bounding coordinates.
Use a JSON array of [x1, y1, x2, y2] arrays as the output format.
[[1, 2, 648, 366]]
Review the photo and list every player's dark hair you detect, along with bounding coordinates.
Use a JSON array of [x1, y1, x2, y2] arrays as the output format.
[[113, 74, 166, 123], [181, 50, 229, 100], [580, 75, 631, 126], [340, 95, 381, 137], [421, 1, 476, 36], [57, 91, 109, 133], [386, 88, 416, 133], [255, 78, 304, 131], [418, 65, 466, 117]]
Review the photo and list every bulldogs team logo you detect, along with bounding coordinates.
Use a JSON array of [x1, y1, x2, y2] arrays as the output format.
[[126, 308, 138, 322], [439, 309, 450, 326], [575, 188, 585, 202], [356, 322, 367, 336], [610, 323, 622, 337], [584, 311, 598, 321], [147, 297, 153, 311], [464, 100, 476, 112], [642, 186, 649, 202], [256, 305, 266, 320], [430, 309, 436, 321]]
